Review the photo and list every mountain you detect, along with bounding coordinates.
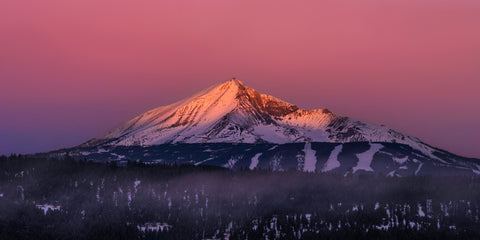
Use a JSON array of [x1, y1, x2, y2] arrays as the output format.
[[84, 79, 428, 150], [56, 78, 479, 176]]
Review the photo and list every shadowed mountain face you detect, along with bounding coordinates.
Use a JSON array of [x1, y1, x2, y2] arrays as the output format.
[[60, 78, 479, 176]]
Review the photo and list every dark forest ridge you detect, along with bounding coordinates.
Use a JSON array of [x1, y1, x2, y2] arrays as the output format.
[[2, 155, 480, 239]]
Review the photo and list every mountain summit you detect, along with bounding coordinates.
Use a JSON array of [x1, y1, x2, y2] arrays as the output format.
[[85, 79, 434, 156]]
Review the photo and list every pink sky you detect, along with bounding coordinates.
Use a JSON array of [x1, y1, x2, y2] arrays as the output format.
[[1, 0, 479, 157]]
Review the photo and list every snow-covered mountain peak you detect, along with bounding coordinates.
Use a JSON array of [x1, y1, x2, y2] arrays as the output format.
[[221, 77, 246, 87], [204, 78, 248, 98], [83, 78, 442, 159]]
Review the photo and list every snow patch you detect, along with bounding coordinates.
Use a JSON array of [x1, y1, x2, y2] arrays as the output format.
[[111, 153, 125, 160], [268, 145, 278, 151], [417, 204, 425, 217], [352, 143, 383, 173], [302, 142, 317, 172], [415, 162, 424, 176], [195, 158, 214, 166], [36, 204, 61, 215], [322, 145, 342, 172], [134, 180, 141, 193], [97, 148, 108, 153], [249, 153, 262, 170], [137, 223, 171, 232], [305, 213, 312, 223], [223, 157, 239, 169], [393, 156, 408, 164]]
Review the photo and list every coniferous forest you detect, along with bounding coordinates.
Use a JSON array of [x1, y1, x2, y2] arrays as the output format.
[[1, 155, 480, 239]]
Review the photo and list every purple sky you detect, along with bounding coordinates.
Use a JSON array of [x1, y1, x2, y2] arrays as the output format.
[[1, 0, 479, 157]]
